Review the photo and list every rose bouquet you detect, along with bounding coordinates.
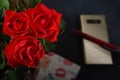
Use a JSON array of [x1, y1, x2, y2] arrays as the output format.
[[0, 0, 65, 80]]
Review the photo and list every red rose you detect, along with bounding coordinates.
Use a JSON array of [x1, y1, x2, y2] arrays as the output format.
[[4, 36, 45, 68], [2, 10, 29, 37], [31, 3, 62, 42]]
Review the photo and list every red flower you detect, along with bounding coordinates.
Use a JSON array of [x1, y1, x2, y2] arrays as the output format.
[[2, 4, 62, 42], [2, 10, 30, 37], [31, 3, 62, 42], [2, 3, 62, 69], [4, 36, 45, 68]]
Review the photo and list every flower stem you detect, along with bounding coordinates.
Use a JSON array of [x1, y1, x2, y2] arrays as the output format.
[[0, 50, 6, 69], [41, 38, 50, 53]]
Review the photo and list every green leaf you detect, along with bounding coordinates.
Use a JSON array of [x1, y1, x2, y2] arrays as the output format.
[[0, 0, 10, 9], [41, 39, 56, 52], [0, 22, 11, 42], [29, 0, 42, 8], [46, 40, 56, 51], [8, 70, 18, 80], [14, 0, 21, 11], [0, 50, 6, 69], [24, 0, 30, 8], [0, 7, 5, 21], [18, 0, 29, 10], [60, 19, 66, 34], [10, 0, 28, 11], [41, 38, 50, 52]]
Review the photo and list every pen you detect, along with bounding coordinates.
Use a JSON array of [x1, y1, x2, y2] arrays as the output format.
[[74, 30, 120, 52]]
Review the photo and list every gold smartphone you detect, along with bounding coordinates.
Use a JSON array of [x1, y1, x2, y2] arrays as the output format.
[[80, 15, 113, 64]]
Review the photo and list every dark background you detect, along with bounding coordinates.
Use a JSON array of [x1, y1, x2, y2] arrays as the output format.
[[43, 0, 120, 80]]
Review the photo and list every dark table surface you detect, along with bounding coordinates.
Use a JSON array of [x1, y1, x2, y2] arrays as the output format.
[[43, 0, 120, 80]]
